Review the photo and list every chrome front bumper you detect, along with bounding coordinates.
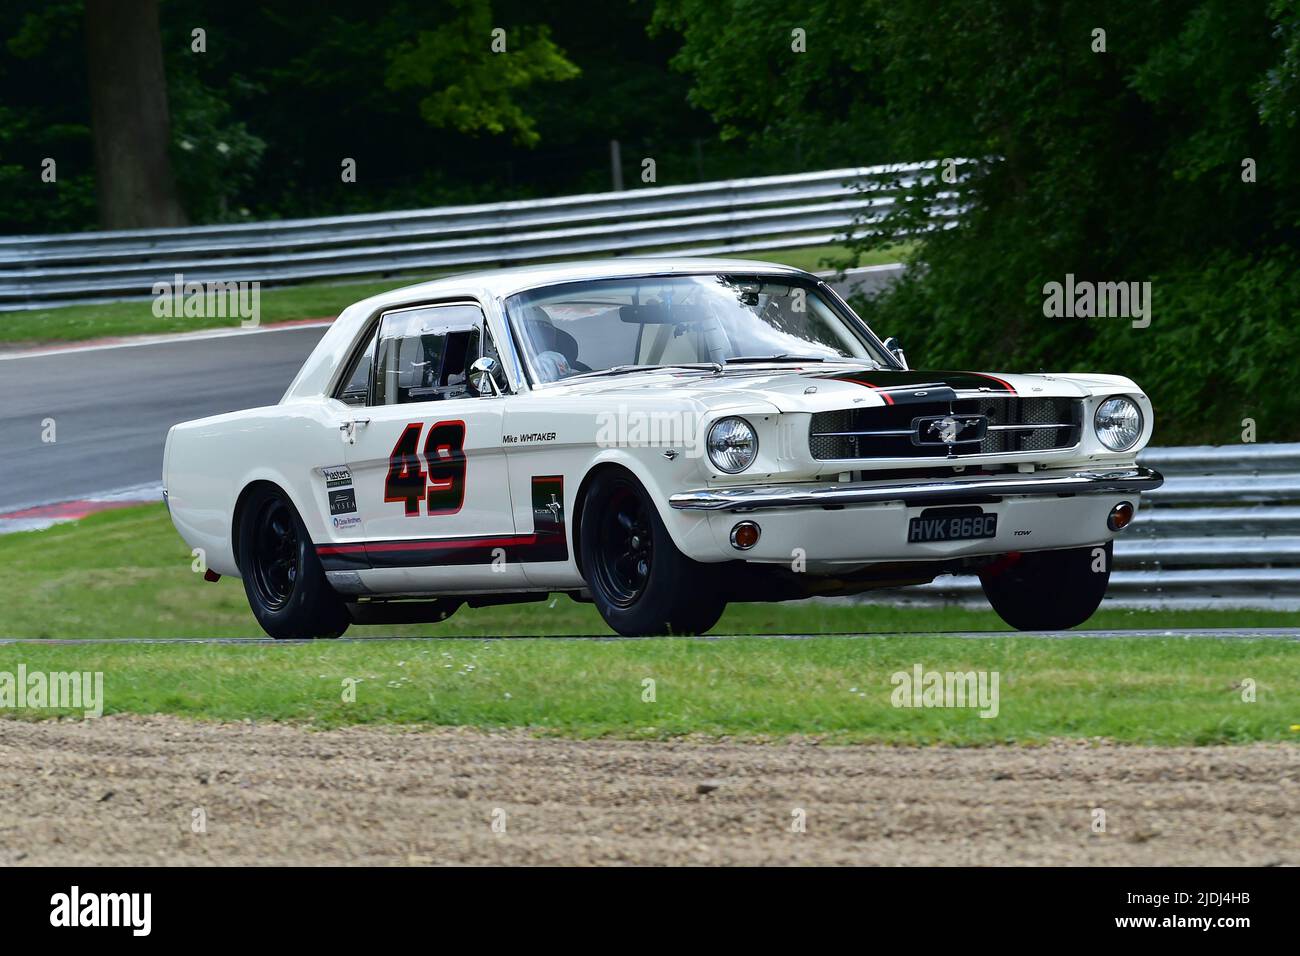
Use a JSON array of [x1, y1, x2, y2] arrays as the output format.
[[668, 467, 1164, 513]]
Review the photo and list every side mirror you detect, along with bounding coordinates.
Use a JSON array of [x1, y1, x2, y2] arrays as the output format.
[[469, 356, 501, 397], [882, 336, 909, 370]]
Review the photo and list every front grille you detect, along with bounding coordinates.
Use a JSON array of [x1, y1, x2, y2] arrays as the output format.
[[810, 397, 1081, 460]]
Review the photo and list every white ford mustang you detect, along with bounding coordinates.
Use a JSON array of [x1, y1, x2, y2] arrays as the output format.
[[163, 258, 1162, 638]]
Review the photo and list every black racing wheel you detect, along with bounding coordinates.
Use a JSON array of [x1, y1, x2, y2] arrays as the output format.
[[579, 469, 725, 636], [237, 485, 349, 639]]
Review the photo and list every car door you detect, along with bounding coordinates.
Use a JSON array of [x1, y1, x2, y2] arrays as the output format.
[[341, 301, 526, 591]]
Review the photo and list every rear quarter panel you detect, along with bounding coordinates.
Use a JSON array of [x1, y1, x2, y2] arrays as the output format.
[[164, 399, 339, 577]]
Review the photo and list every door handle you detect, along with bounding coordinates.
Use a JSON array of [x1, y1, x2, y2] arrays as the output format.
[[339, 418, 370, 444]]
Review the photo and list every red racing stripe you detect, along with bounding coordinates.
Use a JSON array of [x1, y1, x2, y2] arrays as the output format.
[[969, 372, 1016, 393], [318, 534, 540, 556], [850, 380, 895, 405]]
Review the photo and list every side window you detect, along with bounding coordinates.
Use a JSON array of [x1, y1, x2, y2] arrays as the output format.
[[375, 304, 488, 405], [336, 333, 376, 406]]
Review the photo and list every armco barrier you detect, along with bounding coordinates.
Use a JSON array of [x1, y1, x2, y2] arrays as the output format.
[[0, 161, 966, 310]]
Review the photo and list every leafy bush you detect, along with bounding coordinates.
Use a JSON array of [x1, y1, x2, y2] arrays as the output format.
[[857, 246, 1300, 445]]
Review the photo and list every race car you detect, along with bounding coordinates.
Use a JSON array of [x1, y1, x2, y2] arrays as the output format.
[[163, 258, 1163, 638]]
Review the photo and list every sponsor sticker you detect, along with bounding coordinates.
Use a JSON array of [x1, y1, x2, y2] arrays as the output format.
[[322, 464, 353, 488], [329, 487, 357, 516]]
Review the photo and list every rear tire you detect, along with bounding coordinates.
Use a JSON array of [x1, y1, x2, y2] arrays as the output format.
[[669, 599, 727, 636], [980, 542, 1111, 631], [236, 485, 350, 639], [579, 470, 726, 636]]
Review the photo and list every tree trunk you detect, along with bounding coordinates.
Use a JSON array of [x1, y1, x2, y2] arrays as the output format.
[[85, 0, 187, 229]]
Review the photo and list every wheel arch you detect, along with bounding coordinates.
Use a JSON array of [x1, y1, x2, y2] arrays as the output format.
[[571, 452, 722, 572], [571, 462, 635, 578], [231, 478, 297, 573]]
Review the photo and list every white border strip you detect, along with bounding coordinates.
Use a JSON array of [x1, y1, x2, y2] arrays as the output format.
[[0, 319, 333, 362]]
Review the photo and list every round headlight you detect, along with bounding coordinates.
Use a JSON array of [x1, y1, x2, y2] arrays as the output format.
[[1094, 396, 1143, 451], [707, 417, 758, 474]]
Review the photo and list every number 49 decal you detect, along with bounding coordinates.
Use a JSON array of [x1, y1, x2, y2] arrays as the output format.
[[384, 420, 467, 517]]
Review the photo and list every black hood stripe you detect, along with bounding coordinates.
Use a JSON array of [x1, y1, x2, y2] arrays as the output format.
[[824, 369, 1016, 401]]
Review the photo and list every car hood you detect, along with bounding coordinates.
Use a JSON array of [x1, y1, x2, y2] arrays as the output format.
[[542, 363, 1128, 413]]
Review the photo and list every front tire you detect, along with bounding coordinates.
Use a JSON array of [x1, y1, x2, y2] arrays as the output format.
[[579, 470, 725, 636], [980, 542, 1112, 630], [236, 485, 350, 639]]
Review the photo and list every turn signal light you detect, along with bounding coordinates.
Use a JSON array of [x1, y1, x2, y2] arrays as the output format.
[[730, 521, 761, 550], [1107, 501, 1135, 532]]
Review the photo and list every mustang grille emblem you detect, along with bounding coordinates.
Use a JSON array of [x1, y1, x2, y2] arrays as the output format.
[[912, 414, 988, 448], [928, 416, 967, 444]]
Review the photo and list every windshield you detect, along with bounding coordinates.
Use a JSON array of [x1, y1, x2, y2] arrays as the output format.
[[504, 274, 888, 383]]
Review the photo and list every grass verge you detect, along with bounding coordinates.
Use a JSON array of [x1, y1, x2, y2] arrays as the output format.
[[1, 636, 1297, 744], [2, 504, 1296, 639], [0, 244, 909, 345]]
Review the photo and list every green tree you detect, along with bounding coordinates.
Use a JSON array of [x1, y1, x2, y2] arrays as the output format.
[[385, 0, 579, 147], [650, 0, 890, 168]]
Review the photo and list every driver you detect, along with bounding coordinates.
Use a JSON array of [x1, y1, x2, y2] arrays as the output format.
[[521, 307, 587, 381]]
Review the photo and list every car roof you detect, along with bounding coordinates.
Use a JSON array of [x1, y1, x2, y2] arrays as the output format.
[[375, 256, 813, 301], [280, 257, 818, 402]]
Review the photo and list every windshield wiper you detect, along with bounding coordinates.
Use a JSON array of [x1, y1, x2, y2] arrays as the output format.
[[725, 354, 829, 364], [562, 362, 723, 381], [727, 354, 885, 369]]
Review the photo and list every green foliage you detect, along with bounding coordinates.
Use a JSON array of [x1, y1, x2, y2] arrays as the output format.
[[166, 70, 267, 223], [385, 2, 579, 146], [654, 0, 1300, 442], [1255, 0, 1300, 133], [651, 0, 892, 166], [0, 1, 97, 232], [857, 246, 1300, 444], [0, 105, 96, 233]]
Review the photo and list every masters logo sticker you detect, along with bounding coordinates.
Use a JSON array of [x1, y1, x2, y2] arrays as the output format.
[[322, 464, 353, 489]]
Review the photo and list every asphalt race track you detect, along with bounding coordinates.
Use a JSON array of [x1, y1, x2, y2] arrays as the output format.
[[0, 324, 329, 514]]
